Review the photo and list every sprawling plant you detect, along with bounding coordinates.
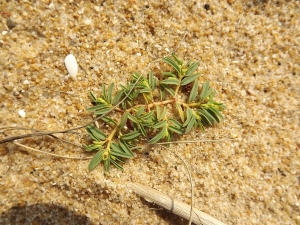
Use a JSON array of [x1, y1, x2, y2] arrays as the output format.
[[84, 54, 225, 171]]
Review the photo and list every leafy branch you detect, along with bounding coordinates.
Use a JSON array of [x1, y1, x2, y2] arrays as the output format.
[[85, 54, 226, 171]]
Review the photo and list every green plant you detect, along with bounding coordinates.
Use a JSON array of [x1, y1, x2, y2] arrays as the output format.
[[84, 54, 226, 171]]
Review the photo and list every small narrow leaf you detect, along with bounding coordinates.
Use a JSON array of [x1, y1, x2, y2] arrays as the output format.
[[200, 81, 210, 101], [176, 103, 185, 123], [110, 158, 124, 170], [186, 115, 196, 133], [94, 107, 112, 115], [183, 108, 193, 127], [104, 157, 111, 171], [88, 149, 104, 171], [102, 85, 107, 101], [86, 125, 106, 141], [127, 113, 139, 123], [168, 125, 184, 135], [121, 130, 141, 140], [111, 143, 133, 158], [163, 85, 175, 96], [197, 109, 213, 125], [181, 73, 201, 86], [169, 118, 183, 127], [172, 54, 183, 66], [120, 140, 134, 157], [188, 79, 198, 102], [152, 120, 167, 129], [209, 107, 224, 120], [161, 78, 180, 85], [158, 106, 167, 121], [136, 106, 145, 117], [89, 92, 97, 102], [162, 57, 181, 74], [185, 61, 199, 77], [113, 89, 124, 106], [156, 105, 162, 119], [107, 83, 114, 103], [101, 116, 117, 125], [139, 111, 154, 121], [149, 125, 167, 144], [84, 144, 100, 152], [119, 111, 129, 129], [162, 72, 177, 78], [87, 104, 109, 112], [206, 108, 220, 123]]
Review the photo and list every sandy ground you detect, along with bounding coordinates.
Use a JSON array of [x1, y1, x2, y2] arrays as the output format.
[[0, 0, 299, 224]]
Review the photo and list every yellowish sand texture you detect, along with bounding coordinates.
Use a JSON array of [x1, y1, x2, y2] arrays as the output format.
[[0, 1, 299, 224]]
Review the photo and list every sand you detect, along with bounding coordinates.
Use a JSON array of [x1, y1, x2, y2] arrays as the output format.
[[0, 0, 299, 224]]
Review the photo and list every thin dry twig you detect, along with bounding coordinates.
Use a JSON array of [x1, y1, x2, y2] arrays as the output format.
[[13, 141, 92, 160], [128, 182, 227, 225]]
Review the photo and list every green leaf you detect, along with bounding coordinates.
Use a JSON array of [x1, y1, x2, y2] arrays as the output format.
[[181, 73, 201, 86], [162, 72, 177, 78], [86, 104, 109, 112], [183, 108, 193, 127], [168, 125, 184, 135], [163, 57, 181, 74], [149, 125, 167, 144], [88, 149, 104, 170], [110, 158, 124, 170], [89, 92, 97, 102], [107, 83, 114, 104], [200, 81, 211, 101], [101, 116, 117, 125], [138, 122, 147, 136], [197, 109, 214, 125], [186, 114, 196, 133], [152, 120, 167, 129], [139, 88, 152, 93], [104, 157, 111, 171], [156, 106, 167, 121], [113, 89, 124, 106], [161, 78, 180, 85], [102, 85, 107, 101], [111, 143, 133, 158], [172, 54, 183, 66], [118, 111, 129, 129], [136, 106, 145, 117], [175, 103, 185, 123], [84, 144, 100, 152], [169, 118, 183, 127], [139, 111, 154, 121], [128, 113, 139, 123], [163, 85, 175, 96], [209, 106, 224, 120], [148, 71, 157, 91], [94, 107, 112, 115], [86, 125, 106, 141], [121, 130, 141, 141], [185, 61, 199, 77], [206, 108, 220, 123], [188, 79, 198, 102], [120, 140, 134, 157]]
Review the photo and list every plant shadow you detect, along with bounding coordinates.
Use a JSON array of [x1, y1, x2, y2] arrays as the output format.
[[0, 203, 93, 225]]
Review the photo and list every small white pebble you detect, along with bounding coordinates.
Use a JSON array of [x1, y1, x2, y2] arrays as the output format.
[[64, 54, 78, 78], [84, 18, 92, 25], [2, 30, 8, 35], [136, 52, 141, 56], [23, 80, 30, 85], [18, 109, 26, 118]]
